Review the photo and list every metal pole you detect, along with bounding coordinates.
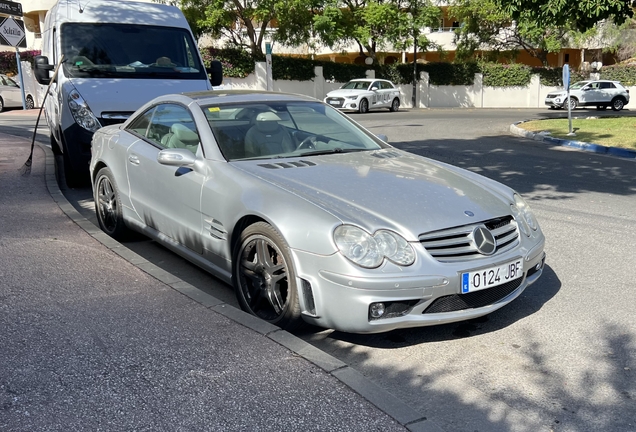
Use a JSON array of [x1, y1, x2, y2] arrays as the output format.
[[411, 0, 417, 108], [15, 47, 27, 110]]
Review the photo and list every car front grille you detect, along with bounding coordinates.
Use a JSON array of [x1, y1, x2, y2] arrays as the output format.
[[325, 97, 344, 107], [419, 216, 519, 262], [422, 277, 523, 314]]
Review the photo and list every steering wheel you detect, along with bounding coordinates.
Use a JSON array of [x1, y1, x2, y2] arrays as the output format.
[[297, 135, 317, 150]]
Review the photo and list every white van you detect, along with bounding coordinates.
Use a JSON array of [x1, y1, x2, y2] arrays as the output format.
[[34, 0, 222, 186]]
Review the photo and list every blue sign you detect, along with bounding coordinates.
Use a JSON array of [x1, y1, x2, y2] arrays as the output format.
[[562, 64, 570, 89], [265, 43, 272, 55]]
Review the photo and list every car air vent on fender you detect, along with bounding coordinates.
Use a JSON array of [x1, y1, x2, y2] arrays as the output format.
[[419, 215, 519, 262], [371, 150, 401, 159], [258, 160, 317, 169]]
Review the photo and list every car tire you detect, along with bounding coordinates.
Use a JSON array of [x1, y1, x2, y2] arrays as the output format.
[[0, 97, 4, 113], [359, 98, 369, 113], [25, 95, 35, 110], [233, 222, 303, 331], [94, 167, 131, 240], [389, 97, 400, 112], [564, 97, 578, 110], [611, 97, 625, 111]]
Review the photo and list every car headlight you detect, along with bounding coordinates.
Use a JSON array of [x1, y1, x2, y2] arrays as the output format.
[[511, 194, 538, 236], [68, 89, 101, 132], [334, 225, 415, 268], [345, 96, 358, 100]]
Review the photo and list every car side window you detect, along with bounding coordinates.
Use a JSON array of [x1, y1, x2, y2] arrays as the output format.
[[600, 82, 615, 89], [125, 104, 200, 153], [149, 104, 200, 153], [126, 108, 154, 138]]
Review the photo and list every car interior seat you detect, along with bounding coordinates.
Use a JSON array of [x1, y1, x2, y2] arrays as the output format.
[[165, 123, 200, 153], [244, 112, 295, 157]]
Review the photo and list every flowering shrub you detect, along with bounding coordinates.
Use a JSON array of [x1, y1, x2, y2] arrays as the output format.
[[0, 50, 41, 76]]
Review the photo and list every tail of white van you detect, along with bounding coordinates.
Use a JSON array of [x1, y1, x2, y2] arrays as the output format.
[[34, 0, 222, 187]]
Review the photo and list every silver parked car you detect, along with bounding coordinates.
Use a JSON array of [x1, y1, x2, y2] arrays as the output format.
[[325, 78, 401, 113], [0, 74, 36, 112], [545, 79, 630, 111], [90, 91, 545, 334]]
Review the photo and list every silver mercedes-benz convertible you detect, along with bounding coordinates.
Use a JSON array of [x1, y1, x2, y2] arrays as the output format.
[[90, 90, 545, 334]]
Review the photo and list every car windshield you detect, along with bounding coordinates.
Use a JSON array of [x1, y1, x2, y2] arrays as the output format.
[[202, 101, 388, 161], [569, 81, 590, 90], [61, 23, 207, 80], [341, 81, 371, 90]]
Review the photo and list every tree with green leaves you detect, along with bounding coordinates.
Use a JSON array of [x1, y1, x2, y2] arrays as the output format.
[[451, 0, 570, 65], [497, 0, 634, 33], [158, 0, 276, 57], [452, 0, 635, 66], [310, 0, 441, 62]]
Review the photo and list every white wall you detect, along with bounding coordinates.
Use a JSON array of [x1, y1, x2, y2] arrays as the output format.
[[215, 62, 635, 109]]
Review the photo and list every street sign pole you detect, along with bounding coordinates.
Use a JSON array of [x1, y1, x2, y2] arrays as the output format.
[[563, 64, 574, 136], [265, 42, 273, 92], [15, 47, 26, 109], [0, 12, 29, 109]]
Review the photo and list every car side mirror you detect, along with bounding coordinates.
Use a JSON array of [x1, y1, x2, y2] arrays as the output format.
[[34, 55, 54, 85], [376, 134, 388, 142], [582, 87, 590, 91], [371, 86, 379, 91], [157, 148, 196, 167], [206, 59, 223, 87]]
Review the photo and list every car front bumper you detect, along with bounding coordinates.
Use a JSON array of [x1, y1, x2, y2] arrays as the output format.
[[291, 239, 546, 334]]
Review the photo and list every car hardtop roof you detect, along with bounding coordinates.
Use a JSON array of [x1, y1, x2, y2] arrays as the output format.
[[183, 90, 319, 106], [349, 78, 390, 82]]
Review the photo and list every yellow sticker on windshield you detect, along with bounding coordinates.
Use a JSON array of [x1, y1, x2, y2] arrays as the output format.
[[208, 107, 220, 112]]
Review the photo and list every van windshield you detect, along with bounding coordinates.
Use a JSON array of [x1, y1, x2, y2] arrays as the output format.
[[61, 23, 207, 80]]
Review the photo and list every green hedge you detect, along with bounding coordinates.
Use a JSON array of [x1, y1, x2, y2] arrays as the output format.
[[600, 65, 636, 86], [0, 50, 41, 76], [200, 47, 258, 78], [480, 63, 532, 87], [199, 47, 636, 88]]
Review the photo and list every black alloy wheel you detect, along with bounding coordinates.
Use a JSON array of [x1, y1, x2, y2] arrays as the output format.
[[234, 222, 302, 330], [25, 95, 35, 110], [94, 167, 130, 240]]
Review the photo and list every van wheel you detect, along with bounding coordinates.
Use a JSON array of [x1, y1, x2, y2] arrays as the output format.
[[611, 97, 625, 111], [62, 147, 88, 188], [25, 95, 35, 110]]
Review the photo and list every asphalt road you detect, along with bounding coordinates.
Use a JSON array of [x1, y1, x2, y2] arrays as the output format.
[[2, 106, 635, 432]]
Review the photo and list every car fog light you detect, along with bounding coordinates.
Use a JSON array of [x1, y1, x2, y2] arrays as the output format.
[[536, 262, 542, 270], [370, 302, 385, 318], [351, 103, 357, 108]]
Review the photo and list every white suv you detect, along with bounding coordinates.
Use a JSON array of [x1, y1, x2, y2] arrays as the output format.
[[545, 80, 630, 111]]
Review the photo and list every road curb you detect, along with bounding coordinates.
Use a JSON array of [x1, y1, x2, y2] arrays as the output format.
[[509, 120, 636, 159], [38, 143, 442, 431]]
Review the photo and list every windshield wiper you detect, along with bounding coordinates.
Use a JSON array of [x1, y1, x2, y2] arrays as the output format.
[[298, 148, 369, 157]]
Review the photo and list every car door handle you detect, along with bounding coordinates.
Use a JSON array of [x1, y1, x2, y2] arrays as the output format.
[[128, 155, 140, 165]]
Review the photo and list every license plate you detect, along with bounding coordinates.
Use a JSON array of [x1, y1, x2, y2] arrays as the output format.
[[329, 101, 341, 105], [461, 259, 523, 294]]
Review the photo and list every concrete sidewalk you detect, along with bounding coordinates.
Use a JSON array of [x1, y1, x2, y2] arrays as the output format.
[[0, 133, 424, 431]]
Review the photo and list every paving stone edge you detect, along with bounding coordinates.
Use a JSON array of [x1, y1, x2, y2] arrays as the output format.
[[509, 120, 636, 159], [37, 143, 444, 432]]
